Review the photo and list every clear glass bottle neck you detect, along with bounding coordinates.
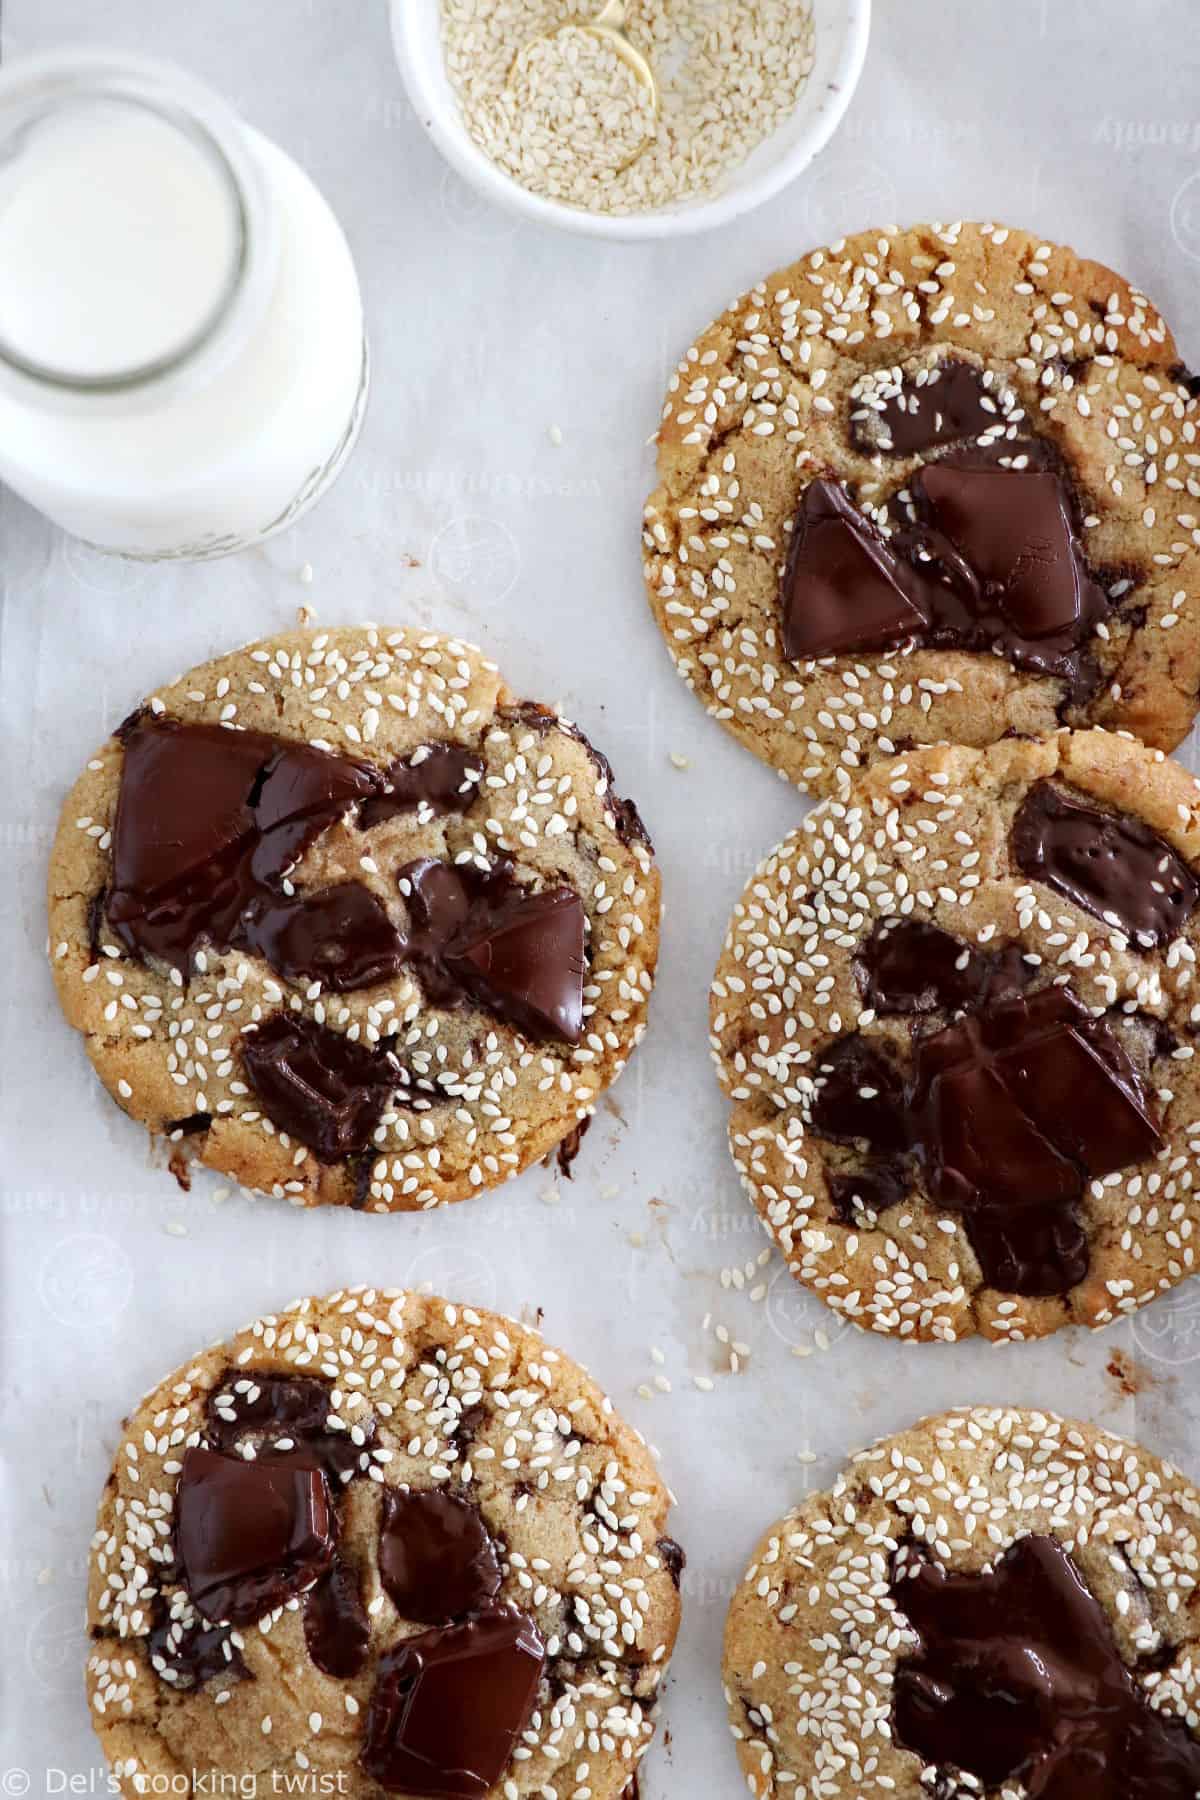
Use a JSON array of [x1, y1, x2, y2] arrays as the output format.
[[0, 51, 275, 402]]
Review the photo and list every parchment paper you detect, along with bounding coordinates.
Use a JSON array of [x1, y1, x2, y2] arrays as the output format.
[[4, 2, 1200, 1793]]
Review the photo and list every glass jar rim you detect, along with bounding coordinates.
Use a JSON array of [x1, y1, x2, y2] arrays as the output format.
[[0, 51, 268, 396]]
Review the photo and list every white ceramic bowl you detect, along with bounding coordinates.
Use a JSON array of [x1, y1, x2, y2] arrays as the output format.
[[391, 0, 871, 240]]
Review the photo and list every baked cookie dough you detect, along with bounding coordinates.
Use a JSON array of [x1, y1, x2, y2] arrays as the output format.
[[87, 1285, 683, 1799], [48, 626, 660, 1210], [643, 221, 1200, 797], [723, 1407, 1200, 1799], [710, 727, 1200, 1342]]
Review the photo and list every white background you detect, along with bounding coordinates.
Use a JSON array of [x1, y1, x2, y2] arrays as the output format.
[[4, 2, 1200, 1795]]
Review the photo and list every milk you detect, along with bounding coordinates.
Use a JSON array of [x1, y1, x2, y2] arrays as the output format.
[[0, 54, 368, 558]]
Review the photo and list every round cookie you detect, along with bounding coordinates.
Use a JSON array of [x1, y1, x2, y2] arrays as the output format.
[[723, 1406, 1200, 1799], [86, 1285, 683, 1799], [48, 626, 660, 1210], [643, 220, 1200, 798], [710, 727, 1200, 1343]]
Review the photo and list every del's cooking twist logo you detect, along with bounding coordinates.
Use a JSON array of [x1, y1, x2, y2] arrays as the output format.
[[13, 1771, 350, 1795]]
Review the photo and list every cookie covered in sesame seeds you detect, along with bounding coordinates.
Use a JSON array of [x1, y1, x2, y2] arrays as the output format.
[[723, 1406, 1200, 1800], [710, 727, 1200, 1343], [87, 1285, 683, 1800], [644, 221, 1200, 798], [47, 626, 660, 1211]]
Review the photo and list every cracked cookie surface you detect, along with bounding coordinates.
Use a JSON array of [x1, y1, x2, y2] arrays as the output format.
[[644, 221, 1200, 798], [48, 626, 660, 1210], [87, 1286, 682, 1799], [723, 1407, 1200, 1799], [710, 728, 1200, 1343]]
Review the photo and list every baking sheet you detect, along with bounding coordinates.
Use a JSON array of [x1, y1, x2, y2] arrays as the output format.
[[4, 0, 1200, 1792]]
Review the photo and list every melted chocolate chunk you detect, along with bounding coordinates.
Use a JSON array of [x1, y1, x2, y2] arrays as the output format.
[[851, 363, 999, 456], [197, 1372, 377, 1679], [809, 1034, 908, 1154], [780, 480, 931, 661], [454, 888, 585, 1042], [811, 966, 1160, 1292], [206, 1369, 375, 1486], [859, 920, 988, 1015], [147, 1596, 245, 1690], [156, 1373, 379, 1695], [892, 1535, 1200, 1799], [107, 716, 402, 988], [827, 1157, 911, 1224], [781, 445, 1111, 702], [911, 986, 1161, 1294], [1012, 782, 1200, 946], [350, 1153, 375, 1210], [912, 459, 1110, 664], [379, 1490, 502, 1625], [240, 1013, 399, 1162], [656, 1537, 686, 1587], [361, 1607, 546, 1799], [358, 743, 482, 831], [554, 1117, 591, 1178], [174, 1446, 335, 1626], [87, 888, 108, 962], [859, 919, 1033, 1016], [400, 857, 586, 1044], [167, 1111, 212, 1137], [114, 704, 150, 744], [244, 882, 406, 992], [304, 1558, 371, 1678]]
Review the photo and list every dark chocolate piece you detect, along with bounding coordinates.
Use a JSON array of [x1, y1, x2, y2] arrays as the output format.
[[244, 883, 406, 993], [379, 1490, 502, 1625], [811, 971, 1160, 1293], [358, 742, 481, 831], [892, 1534, 1200, 1799], [851, 362, 998, 456], [1012, 782, 1200, 945], [656, 1537, 686, 1587], [911, 985, 1161, 1294], [205, 1369, 375, 1487], [400, 857, 586, 1045], [780, 479, 931, 661], [858, 920, 1035, 1017], [147, 1597, 245, 1690], [453, 888, 585, 1043], [914, 460, 1110, 649], [201, 1371, 376, 1676], [167, 1111, 213, 1137], [859, 919, 988, 1016], [174, 1446, 335, 1626], [780, 446, 1112, 704], [809, 1034, 909, 1154], [304, 1559, 371, 1678], [87, 888, 108, 962], [107, 716, 401, 987], [554, 1117, 591, 1178], [240, 1013, 400, 1162], [360, 1607, 546, 1799], [827, 1157, 910, 1224]]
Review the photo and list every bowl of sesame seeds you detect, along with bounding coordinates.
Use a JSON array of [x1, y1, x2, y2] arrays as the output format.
[[392, 0, 871, 238]]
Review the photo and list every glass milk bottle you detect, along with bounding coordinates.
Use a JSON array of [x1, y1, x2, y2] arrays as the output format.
[[0, 52, 368, 558]]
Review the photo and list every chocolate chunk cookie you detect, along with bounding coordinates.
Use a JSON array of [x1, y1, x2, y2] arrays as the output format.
[[723, 1407, 1200, 1800], [710, 728, 1200, 1342], [644, 222, 1200, 797], [48, 627, 659, 1209], [87, 1286, 683, 1799]]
